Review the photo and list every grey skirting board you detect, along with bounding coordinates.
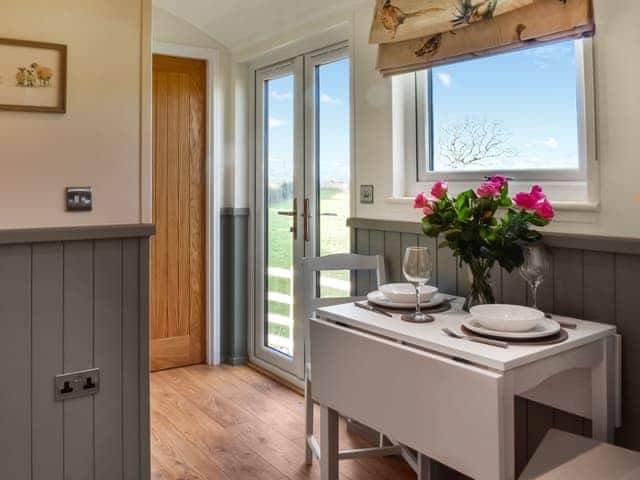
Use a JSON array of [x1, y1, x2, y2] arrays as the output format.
[[348, 217, 640, 480], [0, 224, 153, 480]]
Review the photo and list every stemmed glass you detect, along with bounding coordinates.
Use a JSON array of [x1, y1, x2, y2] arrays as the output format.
[[401, 246, 433, 323], [519, 245, 550, 310]]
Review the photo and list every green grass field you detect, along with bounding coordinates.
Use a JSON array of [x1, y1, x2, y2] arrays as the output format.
[[266, 187, 350, 341]]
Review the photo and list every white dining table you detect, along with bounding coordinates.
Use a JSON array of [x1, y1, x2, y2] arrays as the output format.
[[310, 298, 621, 480]]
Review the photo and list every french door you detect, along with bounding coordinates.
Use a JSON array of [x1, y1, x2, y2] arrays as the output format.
[[254, 44, 351, 379]]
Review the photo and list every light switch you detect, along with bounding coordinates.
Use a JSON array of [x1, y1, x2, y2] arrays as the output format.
[[66, 187, 92, 211]]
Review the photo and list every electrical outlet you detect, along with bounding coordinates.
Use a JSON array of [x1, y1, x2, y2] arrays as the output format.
[[55, 368, 100, 401], [66, 187, 92, 211]]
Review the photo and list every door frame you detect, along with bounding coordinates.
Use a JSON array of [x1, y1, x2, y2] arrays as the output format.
[[152, 41, 223, 365], [247, 24, 354, 386]]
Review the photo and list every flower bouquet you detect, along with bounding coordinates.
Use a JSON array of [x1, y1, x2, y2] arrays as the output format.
[[414, 176, 554, 311]]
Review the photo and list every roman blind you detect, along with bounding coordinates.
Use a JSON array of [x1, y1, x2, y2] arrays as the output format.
[[370, 0, 595, 76]]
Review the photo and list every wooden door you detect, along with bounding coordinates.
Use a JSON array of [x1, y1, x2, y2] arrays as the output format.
[[151, 55, 206, 371]]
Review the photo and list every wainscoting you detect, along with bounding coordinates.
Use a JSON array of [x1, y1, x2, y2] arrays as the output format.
[[221, 208, 249, 365], [349, 218, 640, 478], [0, 225, 153, 480]]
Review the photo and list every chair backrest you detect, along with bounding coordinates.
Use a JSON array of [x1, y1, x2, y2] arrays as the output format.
[[301, 253, 386, 322]]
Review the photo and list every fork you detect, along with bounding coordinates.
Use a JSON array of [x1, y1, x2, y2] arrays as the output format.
[[442, 328, 509, 349]]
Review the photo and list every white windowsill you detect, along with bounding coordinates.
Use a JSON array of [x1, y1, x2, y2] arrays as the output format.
[[385, 196, 600, 212]]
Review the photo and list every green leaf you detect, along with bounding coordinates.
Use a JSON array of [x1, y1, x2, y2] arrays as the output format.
[[455, 189, 476, 211]]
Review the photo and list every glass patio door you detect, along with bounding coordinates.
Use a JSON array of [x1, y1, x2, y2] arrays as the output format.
[[254, 44, 351, 379]]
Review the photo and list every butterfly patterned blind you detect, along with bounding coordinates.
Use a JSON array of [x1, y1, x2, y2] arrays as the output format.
[[369, 0, 595, 76]]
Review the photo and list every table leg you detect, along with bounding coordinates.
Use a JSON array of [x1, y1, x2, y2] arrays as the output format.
[[418, 454, 434, 480], [320, 405, 339, 480], [305, 366, 314, 465], [499, 372, 516, 480], [592, 336, 615, 442]]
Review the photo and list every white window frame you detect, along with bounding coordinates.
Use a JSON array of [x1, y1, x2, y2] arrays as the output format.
[[401, 38, 599, 207]]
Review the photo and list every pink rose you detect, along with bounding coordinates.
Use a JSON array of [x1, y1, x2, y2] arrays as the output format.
[[477, 182, 500, 198], [535, 198, 555, 220], [431, 180, 448, 199], [414, 192, 428, 209], [490, 175, 508, 190], [530, 185, 545, 203], [422, 205, 435, 216], [514, 185, 554, 220], [513, 191, 537, 210]]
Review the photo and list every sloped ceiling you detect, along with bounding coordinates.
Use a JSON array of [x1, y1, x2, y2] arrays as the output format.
[[153, 0, 365, 48]]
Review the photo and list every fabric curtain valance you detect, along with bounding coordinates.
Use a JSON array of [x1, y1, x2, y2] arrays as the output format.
[[370, 0, 595, 76]]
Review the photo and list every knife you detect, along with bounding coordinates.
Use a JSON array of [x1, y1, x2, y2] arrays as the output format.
[[354, 302, 393, 318]]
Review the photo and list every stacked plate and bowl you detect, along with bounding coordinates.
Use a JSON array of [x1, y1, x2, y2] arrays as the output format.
[[367, 283, 447, 310], [464, 304, 562, 341]]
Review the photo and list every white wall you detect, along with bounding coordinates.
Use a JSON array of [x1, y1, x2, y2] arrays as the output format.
[[231, 0, 640, 239], [0, 0, 151, 229], [152, 6, 225, 50]]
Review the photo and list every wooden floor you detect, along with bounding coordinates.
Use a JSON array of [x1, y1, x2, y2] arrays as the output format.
[[151, 364, 417, 480]]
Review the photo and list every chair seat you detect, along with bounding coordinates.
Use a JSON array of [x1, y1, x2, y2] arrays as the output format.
[[520, 429, 640, 480]]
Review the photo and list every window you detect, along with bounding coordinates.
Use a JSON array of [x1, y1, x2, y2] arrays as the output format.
[[412, 39, 593, 185]]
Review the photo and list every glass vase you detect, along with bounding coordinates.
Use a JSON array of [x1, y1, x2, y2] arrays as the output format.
[[463, 258, 496, 312]]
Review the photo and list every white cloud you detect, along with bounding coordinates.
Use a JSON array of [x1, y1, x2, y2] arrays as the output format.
[[270, 90, 292, 101], [320, 92, 342, 105], [437, 72, 452, 88], [269, 116, 286, 128], [540, 137, 559, 149]]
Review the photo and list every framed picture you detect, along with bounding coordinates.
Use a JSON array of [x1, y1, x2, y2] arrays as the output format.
[[0, 38, 67, 113]]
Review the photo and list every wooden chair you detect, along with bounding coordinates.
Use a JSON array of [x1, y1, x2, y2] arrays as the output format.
[[302, 253, 397, 464], [520, 429, 640, 480]]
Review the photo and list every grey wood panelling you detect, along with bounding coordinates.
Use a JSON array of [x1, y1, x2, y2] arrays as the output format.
[[94, 240, 124, 480], [355, 229, 371, 294], [0, 245, 32, 480], [31, 243, 64, 480], [122, 239, 141, 480], [63, 241, 95, 480], [221, 209, 250, 364], [0, 234, 151, 480], [351, 222, 640, 478]]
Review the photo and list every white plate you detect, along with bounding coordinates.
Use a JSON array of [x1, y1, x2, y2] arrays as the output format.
[[470, 304, 544, 332], [463, 316, 561, 340], [367, 290, 446, 309], [379, 283, 438, 303]]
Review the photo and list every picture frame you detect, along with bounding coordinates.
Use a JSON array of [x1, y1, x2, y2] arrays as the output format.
[[0, 38, 67, 113]]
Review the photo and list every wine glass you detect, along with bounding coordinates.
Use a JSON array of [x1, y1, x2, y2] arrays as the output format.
[[519, 245, 550, 310], [401, 246, 433, 323]]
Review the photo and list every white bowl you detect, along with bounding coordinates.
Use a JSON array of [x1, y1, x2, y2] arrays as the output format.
[[470, 304, 544, 332], [379, 283, 438, 304]]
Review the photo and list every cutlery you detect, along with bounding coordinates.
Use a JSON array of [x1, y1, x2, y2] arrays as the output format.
[[442, 328, 509, 349], [544, 312, 577, 329], [355, 302, 393, 318]]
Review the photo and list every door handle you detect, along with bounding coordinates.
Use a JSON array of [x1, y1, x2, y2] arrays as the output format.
[[303, 198, 310, 243], [320, 212, 338, 217], [277, 198, 298, 240]]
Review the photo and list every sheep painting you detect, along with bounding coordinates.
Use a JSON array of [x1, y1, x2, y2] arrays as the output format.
[[0, 39, 66, 112], [15, 67, 26, 86], [30, 63, 53, 86], [15, 63, 53, 87]]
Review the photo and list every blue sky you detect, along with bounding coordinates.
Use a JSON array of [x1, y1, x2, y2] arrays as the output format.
[[266, 58, 350, 185], [265, 39, 580, 183], [431, 39, 580, 171]]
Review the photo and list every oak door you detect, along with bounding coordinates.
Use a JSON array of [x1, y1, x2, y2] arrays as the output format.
[[151, 54, 206, 371]]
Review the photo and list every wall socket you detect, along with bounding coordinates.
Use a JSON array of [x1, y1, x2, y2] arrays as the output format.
[[55, 368, 100, 401], [66, 187, 92, 211]]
